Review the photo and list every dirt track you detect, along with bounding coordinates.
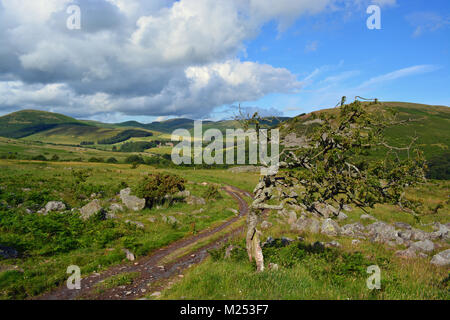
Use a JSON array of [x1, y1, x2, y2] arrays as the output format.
[[37, 185, 251, 300]]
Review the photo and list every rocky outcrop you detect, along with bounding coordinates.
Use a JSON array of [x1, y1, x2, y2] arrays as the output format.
[[185, 196, 206, 205], [341, 223, 366, 238], [410, 239, 435, 253], [120, 188, 146, 211], [80, 199, 104, 220], [321, 219, 341, 236], [430, 249, 450, 267], [42, 201, 66, 214]]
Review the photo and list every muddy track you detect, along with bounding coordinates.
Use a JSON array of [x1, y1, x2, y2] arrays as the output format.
[[37, 185, 251, 300]]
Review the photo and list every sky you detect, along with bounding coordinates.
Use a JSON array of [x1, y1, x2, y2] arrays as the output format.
[[0, 0, 448, 123]]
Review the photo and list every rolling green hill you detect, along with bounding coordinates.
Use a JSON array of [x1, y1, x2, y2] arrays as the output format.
[[0, 109, 88, 138], [279, 101, 450, 178]]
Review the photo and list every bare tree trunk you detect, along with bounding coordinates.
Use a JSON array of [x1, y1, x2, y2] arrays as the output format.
[[246, 209, 264, 272]]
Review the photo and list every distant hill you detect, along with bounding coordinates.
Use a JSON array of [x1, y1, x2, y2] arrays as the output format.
[[0, 109, 88, 138], [279, 101, 450, 162]]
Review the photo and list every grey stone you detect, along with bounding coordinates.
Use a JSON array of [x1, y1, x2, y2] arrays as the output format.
[[410, 239, 435, 253], [44, 201, 66, 214], [410, 228, 431, 241], [326, 241, 341, 248], [287, 211, 297, 224], [186, 196, 206, 205], [351, 239, 361, 246], [261, 221, 273, 230], [337, 212, 348, 221], [360, 214, 376, 221], [268, 263, 279, 271], [312, 202, 338, 218], [120, 188, 145, 211], [125, 220, 145, 229], [366, 222, 398, 243], [394, 222, 412, 230], [162, 215, 178, 224], [430, 249, 450, 267], [321, 218, 341, 236], [224, 245, 235, 259], [342, 204, 353, 212], [430, 223, 449, 240], [123, 249, 135, 261], [109, 203, 123, 213], [80, 200, 104, 220], [0, 246, 18, 259], [175, 190, 190, 198], [395, 248, 417, 259], [341, 222, 366, 237], [291, 217, 321, 234]]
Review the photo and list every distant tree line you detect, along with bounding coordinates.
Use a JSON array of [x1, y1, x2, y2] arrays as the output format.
[[97, 130, 153, 145]]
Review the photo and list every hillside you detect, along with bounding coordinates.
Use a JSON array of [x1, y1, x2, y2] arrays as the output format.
[[0, 109, 88, 139], [279, 101, 450, 162]]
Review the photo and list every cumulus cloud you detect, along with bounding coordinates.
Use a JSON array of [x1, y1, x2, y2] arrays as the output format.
[[0, 0, 367, 119]]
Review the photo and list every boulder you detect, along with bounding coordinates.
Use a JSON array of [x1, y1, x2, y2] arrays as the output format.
[[175, 190, 190, 198], [321, 218, 341, 236], [430, 223, 449, 240], [394, 222, 412, 230], [80, 199, 104, 220], [410, 228, 431, 241], [342, 204, 353, 212], [366, 222, 398, 243], [341, 223, 366, 238], [430, 249, 450, 267], [312, 202, 338, 218], [44, 201, 66, 214], [291, 217, 320, 234], [260, 221, 273, 230], [360, 214, 376, 221], [395, 248, 417, 259], [337, 212, 348, 221], [125, 220, 145, 229], [123, 249, 135, 261], [109, 203, 124, 213], [185, 196, 206, 206], [0, 246, 19, 259], [162, 215, 178, 225], [120, 188, 145, 211], [287, 211, 297, 225], [410, 239, 435, 253], [326, 241, 341, 248], [267, 263, 279, 271]]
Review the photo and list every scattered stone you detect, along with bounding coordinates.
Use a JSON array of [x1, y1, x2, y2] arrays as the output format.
[[395, 248, 417, 259], [291, 217, 321, 234], [430, 249, 450, 267], [281, 237, 293, 246], [360, 214, 376, 221], [326, 241, 341, 248], [120, 188, 145, 211], [268, 263, 279, 271], [109, 203, 123, 213], [147, 217, 157, 223], [175, 190, 190, 198], [25, 208, 33, 214], [287, 211, 297, 225], [430, 223, 449, 240], [123, 249, 135, 261], [260, 221, 273, 230], [410, 239, 435, 253], [321, 218, 341, 236], [80, 199, 104, 220], [312, 202, 338, 218], [125, 220, 145, 229], [410, 228, 431, 241], [351, 239, 361, 246], [336, 212, 348, 221], [394, 222, 412, 230], [227, 208, 239, 215], [162, 215, 178, 225], [341, 223, 366, 238], [43, 201, 66, 214], [366, 222, 398, 243], [224, 245, 235, 259], [185, 196, 206, 205], [0, 246, 19, 259], [151, 292, 161, 298], [193, 208, 205, 214]]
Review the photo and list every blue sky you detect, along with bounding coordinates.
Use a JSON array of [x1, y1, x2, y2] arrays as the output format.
[[213, 0, 450, 119], [0, 0, 448, 122]]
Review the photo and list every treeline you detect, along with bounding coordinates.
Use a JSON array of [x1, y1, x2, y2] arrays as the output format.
[[97, 130, 153, 145]]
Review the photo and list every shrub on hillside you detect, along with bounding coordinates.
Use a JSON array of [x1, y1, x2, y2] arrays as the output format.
[[203, 185, 223, 200], [136, 173, 186, 208], [124, 155, 145, 164], [106, 157, 118, 164]]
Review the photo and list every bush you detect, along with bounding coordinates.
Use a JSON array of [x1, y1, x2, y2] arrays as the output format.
[[106, 157, 118, 164], [50, 155, 60, 161], [426, 152, 450, 180], [124, 155, 145, 164], [136, 173, 185, 208], [203, 185, 223, 200], [120, 141, 157, 153], [32, 155, 47, 161], [88, 157, 104, 163]]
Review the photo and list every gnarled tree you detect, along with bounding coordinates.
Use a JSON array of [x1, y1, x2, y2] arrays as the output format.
[[244, 99, 426, 272]]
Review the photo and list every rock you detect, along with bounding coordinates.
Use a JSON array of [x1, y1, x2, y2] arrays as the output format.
[[123, 249, 135, 261], [162, 215, 178, 225], [430, 249, 450, 267], [394, 222, 412, 230], [80, 200, 104, 220], [44, 201, 66, 214], [125, 220, 145, 229], [120, 188, 145, 211], [321, 219, 341, 236], [287, 211, 297, 225], [395, 248, 417, 259], [227, 208, 239, 215], [151, 291, 161, 298], [268, 263, 279, 271], [410, 239, 435, 253], [148, 217, 157, 223], [262, 237, 275, 247], [430, 223, 449, 240], [281, 237, 293, 246], [351, 239, 361, 246], [326, 241, 341, 248], [410, 228, 431, 241], [342, 204, 352, 212], [224, 245, 235, 259], [398, 229, 413, 241], [25, 208, 33, 214], [109, 203, 123, 213], [185, 196, 206, 206], [360, 214, 376, 221], [193, 208, 205, 214], [337, 212, 348, 221], [341, 223, 366, 238], [312, 202, 338, 218], [175, 190, 190, 198], [366, 222, 398, 243], [0, 246, 19, 259], [260, 221, 273, 230], [291, 217, 321, 234]]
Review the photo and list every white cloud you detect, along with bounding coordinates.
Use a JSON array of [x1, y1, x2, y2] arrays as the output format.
[[359, 65, 439, 88]]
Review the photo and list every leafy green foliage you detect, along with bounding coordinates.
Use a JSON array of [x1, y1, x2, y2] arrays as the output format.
[[203, 185, 223, 200], [119, 141, 157, 152], [136, 173, 186, 208], [426, 152, 450, 180]]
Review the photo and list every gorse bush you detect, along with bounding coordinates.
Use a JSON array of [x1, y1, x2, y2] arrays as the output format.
[[136, 173, 186, 208], [203, 185, 223, 200]]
